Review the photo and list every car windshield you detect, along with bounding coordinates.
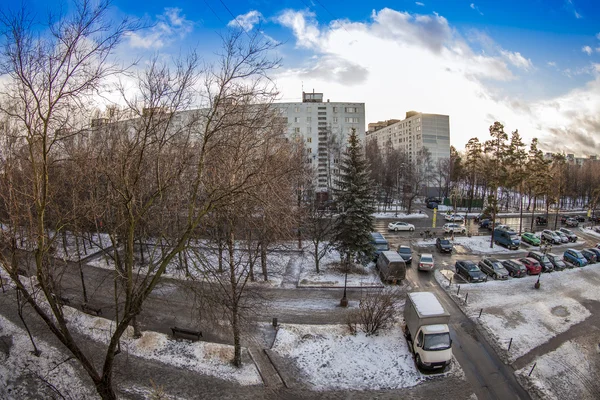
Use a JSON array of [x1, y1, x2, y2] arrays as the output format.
[[399, 248, 411, 254], [421, 256, 433, 263], [492, 262, 504, 270], [424, 333, 452, 351], [374, 244, 389, 250], [540, 255, 550, 263], [467, 264, 479, 271], [440, 240, 450, 245], [562, 229, 573, 234], [572, 251, 584, 257]]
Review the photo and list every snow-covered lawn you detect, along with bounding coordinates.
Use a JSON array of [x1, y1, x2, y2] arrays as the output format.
[[271, 323, 462, 390], [580, 226, 600, 239], [0, 315, 97, 399], [515, 338, 600, 400], [60, 306, 262, 386], [435, 264, 600, 363], [297, 250, 382, 288]]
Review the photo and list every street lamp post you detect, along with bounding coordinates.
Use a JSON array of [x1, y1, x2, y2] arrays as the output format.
[[340, 268, 349, 307]]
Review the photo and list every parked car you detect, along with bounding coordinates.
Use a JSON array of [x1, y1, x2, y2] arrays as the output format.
[[397, 245, 413, 265], [474, 213, 491, 222], [581, 249, 598, 264], [554, 230, 569, 244], [589, 215, 600, 223], [418, 253, 435, 271], [558, 228, 577, 242], [541, 230, 562, 245], [575, 215, 586, 222], [479, 219, 492, 229], [585, 248, 600, 263], [517, 257, 543, 275], [478, 258, 509, 280], [454, 260, 487, 283], [444, 214, 464, 222], [388, 221, 415, 232], [501, 259, 527, 278], [560, 215, 569, 223], [493, 228, 520, 250], [370, 232, 390, 260], [546, 253, 567, 271], [527, 251, 554, 272], [436, 238, 453, 253], [426, 201, 439, 209], [564, 218, 579, 227], [563, 249, 588, 267], [521, 232, 541, 246], [535, 216, 548, 225], [443, 223, 466, 234]]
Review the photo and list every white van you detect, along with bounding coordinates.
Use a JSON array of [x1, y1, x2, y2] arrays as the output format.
[[443, 223, 465, 234]]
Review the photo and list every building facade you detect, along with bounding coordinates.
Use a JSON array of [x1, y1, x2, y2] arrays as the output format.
[[276, 92, 366, 193], [365, 111, 450, 166]]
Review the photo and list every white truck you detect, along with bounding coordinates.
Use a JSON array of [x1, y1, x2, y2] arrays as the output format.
[[403, 292, 452, 371]]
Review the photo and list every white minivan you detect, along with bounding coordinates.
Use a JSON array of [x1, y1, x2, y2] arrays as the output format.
[[443, 223, 466, 234]]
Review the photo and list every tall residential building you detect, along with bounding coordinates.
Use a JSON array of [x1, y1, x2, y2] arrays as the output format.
[[276, 91, 366, 193], [365, 111, 450, 166]]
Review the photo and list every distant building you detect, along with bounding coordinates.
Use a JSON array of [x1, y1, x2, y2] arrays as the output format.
[[276, 91, 366, 193], [544, 152, 598, 165], [365, 111, 450, 166]]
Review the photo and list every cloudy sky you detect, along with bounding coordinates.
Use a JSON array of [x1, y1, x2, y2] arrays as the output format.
[[15, 0, 600, 154]]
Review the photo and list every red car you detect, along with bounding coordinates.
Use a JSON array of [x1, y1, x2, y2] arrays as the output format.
[[518, 257, 543, 275]]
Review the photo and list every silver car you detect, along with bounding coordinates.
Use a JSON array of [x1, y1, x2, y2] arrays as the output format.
[[554, 231, 569, 244]]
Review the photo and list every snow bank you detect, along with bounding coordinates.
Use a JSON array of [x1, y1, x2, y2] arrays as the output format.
[[373, 212, 428, 219], [271, 324, 462, 391]]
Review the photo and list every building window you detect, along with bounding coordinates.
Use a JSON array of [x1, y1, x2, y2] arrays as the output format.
[[308, 147, 312, 152], [318, 117, 326, 120], [306, 116, 312, 122], [333, 107, 338, 112], [333, 117, 338, 123], [307, 137, 312, 143], [294, 107, 300, 112], [345, 117, 359, 123], [318, 106, 326, 110], [345, 107, 356, 113], [294, 117, 300, 123], [306, 107, 311, 112]]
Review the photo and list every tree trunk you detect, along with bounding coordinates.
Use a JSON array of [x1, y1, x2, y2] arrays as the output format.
[[314, 240, 320, 274], [260, 242, 268, 282], [218, 239, 224, 273], [132, 316, 142, 338]]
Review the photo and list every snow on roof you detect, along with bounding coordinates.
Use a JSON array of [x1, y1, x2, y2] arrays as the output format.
[[408, 292, 446, 316], [422, 324, 449, 334], [381, 251, 404, 262]]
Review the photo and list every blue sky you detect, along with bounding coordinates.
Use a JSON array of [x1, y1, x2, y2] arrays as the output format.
[[9, 0, 600, 154]]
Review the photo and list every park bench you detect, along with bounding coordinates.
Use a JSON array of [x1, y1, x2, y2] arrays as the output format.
[[81, 303, 102, 316], [171, 326, 202, 341]]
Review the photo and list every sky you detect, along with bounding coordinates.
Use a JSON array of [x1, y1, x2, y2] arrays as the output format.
[[7, 0, 600, 155]]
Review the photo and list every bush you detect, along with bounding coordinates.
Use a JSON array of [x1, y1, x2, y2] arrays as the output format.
[[347, 288, 401, 335]]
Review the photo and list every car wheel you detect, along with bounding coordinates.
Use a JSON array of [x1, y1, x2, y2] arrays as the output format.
[[468, 276, 472, 282], [409, 227, 414, 232], [415, 354, 422, 368], [509, 271, 513, 277], [494, 273, 498, 280], [394, 228, 398, 232]]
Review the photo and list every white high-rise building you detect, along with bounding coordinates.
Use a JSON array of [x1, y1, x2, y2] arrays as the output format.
[[276, 92, 366, 193], [366, 111, 450, 166]]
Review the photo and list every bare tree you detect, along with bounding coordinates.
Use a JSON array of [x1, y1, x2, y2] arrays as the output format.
[[347, 288, 400, 335]]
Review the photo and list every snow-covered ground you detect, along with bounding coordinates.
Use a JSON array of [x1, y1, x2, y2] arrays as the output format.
[[435, 264, 600, 364], [297, 250, 382, 287], [417, 235, 517, 254], [373, 212, 428, 219], [515, 338, 600, 400], [271, 323, 462, 390]]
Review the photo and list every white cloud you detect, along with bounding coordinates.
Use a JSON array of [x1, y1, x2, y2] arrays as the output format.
[[273, 7, 600, 155], [501, 50, 533, 70], [276, 10, 321, 49], [126, 8, 193, 49], [547, 61, 557, 67], [470, 3, 484, 15], [227, 10, 263, 32], [415, 2, 425, 6], [596, 32, 600, 40], [582, 45, 593, 55], [564, 0, 582, 19]]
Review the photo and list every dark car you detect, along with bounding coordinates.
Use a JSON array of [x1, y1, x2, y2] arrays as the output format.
[[535, 216, 548, 225], [575, 215, 586, 222], [478, 258, 509, 280], [518, 257, 543, 275], [527, 251, 554, 272], [397, 245, 413, 265], [426, 201, 439, 209], [560, 215, 569, 223], [436, 238, 453, 253], [546, 253, 567, 271], [581, 249, 598, 264], [501, 259, 527, 278], [455, 260, 487, 283], [475, 213, 491, 222], [479, 219, 492, 229], [584, 248, 600, 264], [589, 215, 600, 223]]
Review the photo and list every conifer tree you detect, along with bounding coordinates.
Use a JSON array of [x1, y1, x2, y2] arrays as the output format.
[[331, 128, 376, 267]]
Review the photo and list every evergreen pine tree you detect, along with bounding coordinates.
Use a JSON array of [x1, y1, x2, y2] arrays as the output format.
[[331, 128, 376, 267]]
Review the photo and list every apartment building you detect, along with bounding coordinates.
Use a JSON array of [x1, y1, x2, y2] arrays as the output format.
[[276, 91, 366, 193], [365, 111, 450, 166]]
